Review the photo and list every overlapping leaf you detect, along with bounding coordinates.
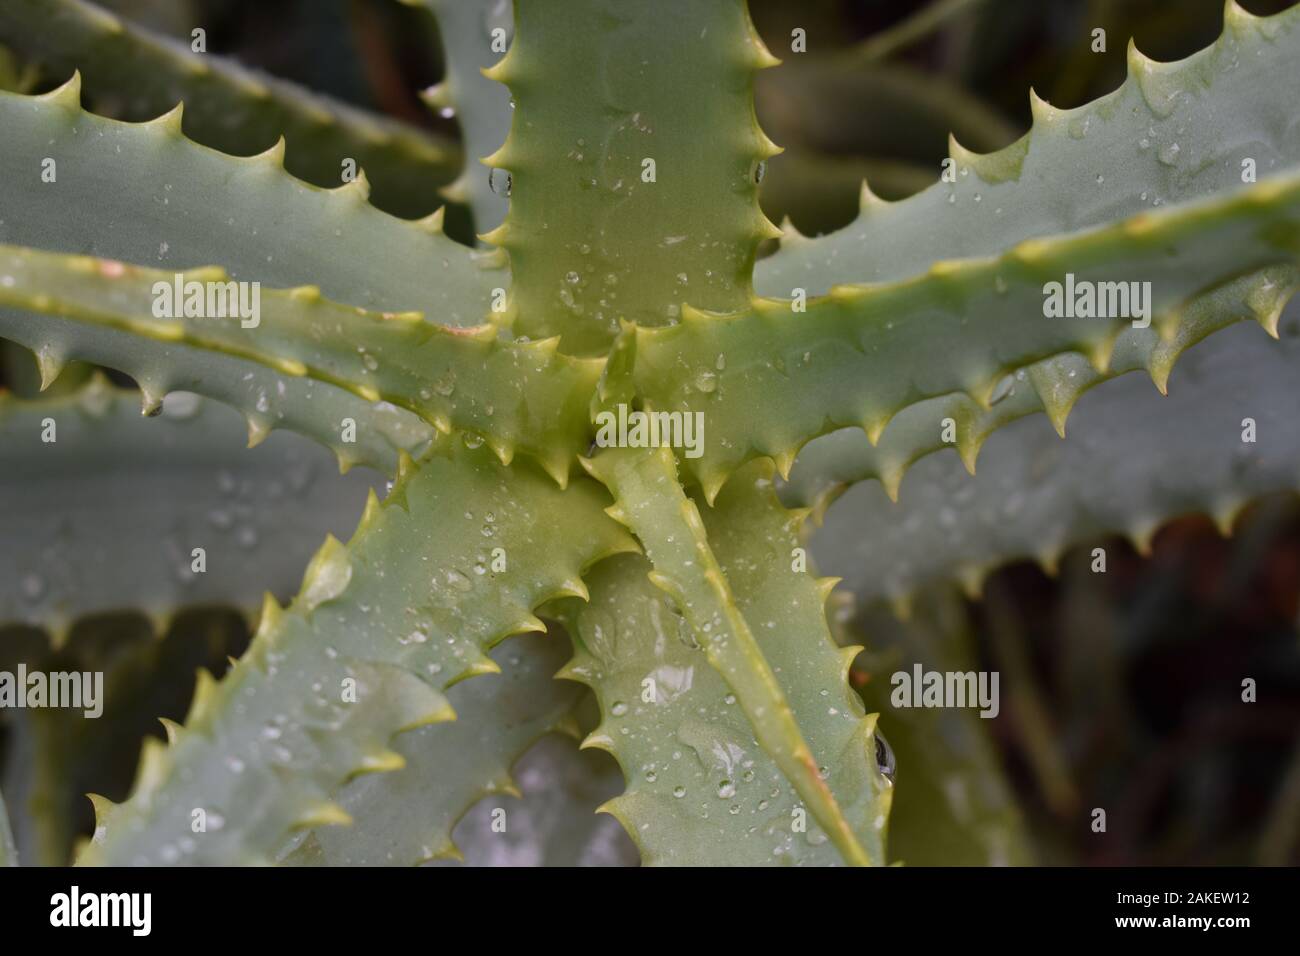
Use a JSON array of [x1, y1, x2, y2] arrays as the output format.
[[281, 631, 582, 866], [582, 448, 889, 865], [0, 245, 599, 480], [0, 0, 460, 217], [0, 377, 376, 636], [79, 441, 633, 864], [756, 2, 1300, 296], [629, 172, 1300, 501], [0, 77, 501, 322], [801, 307, 1300, 613]]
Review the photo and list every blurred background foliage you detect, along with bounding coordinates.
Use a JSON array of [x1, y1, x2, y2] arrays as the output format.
[[1, 0, 1297, 866]]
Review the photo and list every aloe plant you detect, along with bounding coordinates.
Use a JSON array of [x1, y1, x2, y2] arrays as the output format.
[[1, 0, 1298, 867]]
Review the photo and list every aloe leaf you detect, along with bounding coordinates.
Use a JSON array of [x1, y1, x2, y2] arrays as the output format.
[[802, 307, 1300, 613], [481, 0, 782, 355], [0, 788, 17, 865], [559, 549, 882, 866], [411, 0, 513, 233], [851, 590, 1033, 866], [558, 553, 843, 865], [0, 377, 376, 636], [0, 245, 600, 482], [281, 630, 582, 866], [1, 316, 432, 476], [630, 172, 1300, 501], [79, 442, 635, 864], [584, 447, 888, 865], [0, 78, 502, 323], [780, 266, 1299, 509], [7, 611, 248, 866], [0, 0, 460, 218], [756, 2, 1300, 296]]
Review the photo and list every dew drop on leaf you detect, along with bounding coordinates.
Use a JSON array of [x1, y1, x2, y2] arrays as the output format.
[[875, 731, 896, 783], [488, 168, 512, 196]]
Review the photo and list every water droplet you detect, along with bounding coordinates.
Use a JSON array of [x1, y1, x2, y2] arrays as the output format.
[[442, 568, 473, 592], [162, 391, 201, 419], [1157, 142, 1181, 166], [610, 701, 629, 717], [672, 786, 686, 798], [716, 779, 736, 799], [694, 369, 717, 393], [875, 731, 896, 783], [753, 160, 766, 184], [301, 545, 352, 611], [488, 168, 512, 196], [988, 373, 1015, 405], [20, 573, 44, 602]]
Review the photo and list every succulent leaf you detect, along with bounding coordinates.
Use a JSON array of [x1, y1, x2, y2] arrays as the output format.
[[79, 441, 635, 864], [0, 245, 601, 481], [629, 172, 1300, 501], [0, 377, 377, 636], [483, 0, 782, 355], [3, 612, 248, 866], [756, 1, 1300, 296], [0, 0, 461, 217], [583, 447, 887, 865], [780, 266, 1300, 512], [557, 554, 850, 864], [0, 78, 502, 323], [803, 307, 1300, 611], [412, 0, 514, 232], [281, 630, 581, 865]]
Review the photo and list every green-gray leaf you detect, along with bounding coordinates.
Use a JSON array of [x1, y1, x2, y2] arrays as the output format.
[[0, 377, 377, 636]]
